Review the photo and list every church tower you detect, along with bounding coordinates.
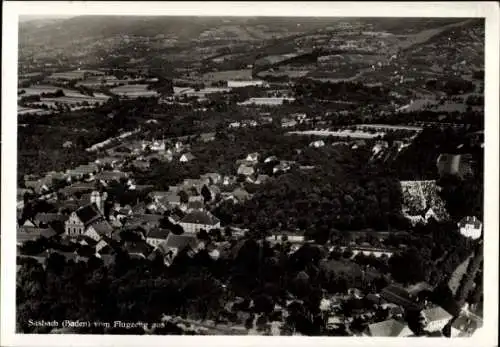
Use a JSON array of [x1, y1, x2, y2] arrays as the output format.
[[90, 191, 107, 215]]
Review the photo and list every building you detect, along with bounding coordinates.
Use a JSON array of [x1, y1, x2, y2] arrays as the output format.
[[237, 164, 255, 176], [156, 233, 198, 266], [245, 152, 260, 163], [365, 319, 413, 337], [310, 140, 325, 148], [457, 216, 482, 240], [90, 191, 107, 215], [450, 314, 483, 337], [179, 152, 196, 163], [227, 80, 265, 88], [84, 221, 113, 242], [381, 284, 420, 310], [146, 228, 171, 247], [179, 210, 221, 233], [64, 203, 105, 237], [266, 232, 305, 244], [423, 306, 453, 332]]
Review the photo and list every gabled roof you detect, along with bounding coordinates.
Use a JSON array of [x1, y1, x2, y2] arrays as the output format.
[[147, 228, 171, 240], [75, 204, 103, 226], [187, 200, 204, 210], [368, 319, 412, 337], [34, 213, 68, 225], [158, 234, 197, 253], [124, 241, 152, 256], [423, 306, 453, 323], [381, 284, 419, 309], [180, 210, 220, 226], [180, 152, 196, 161], [90, 221, 113, 237]]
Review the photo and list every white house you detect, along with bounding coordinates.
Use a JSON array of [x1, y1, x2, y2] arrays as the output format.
[[146, 228, 170, 247], [180, 153, 196, 163], [179, 210, 221, 234], [310, 140, 325, 148], [423, 306, 453, 332], [245, 152, 260, 163], [458, 216, 482, 240]]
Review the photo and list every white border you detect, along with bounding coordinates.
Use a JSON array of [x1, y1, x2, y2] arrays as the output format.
[[2, 2, 499, 347]]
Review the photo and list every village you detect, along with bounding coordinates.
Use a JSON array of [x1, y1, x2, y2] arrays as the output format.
[[13, 15, 486, 338]]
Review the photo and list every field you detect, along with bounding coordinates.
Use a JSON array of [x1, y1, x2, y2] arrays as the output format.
[[19, 85, 96, 98], [289, 130, 385, 139], [17, 107, 52, 116], [202, 69, 253, 82], [110, 84, 158, 98]]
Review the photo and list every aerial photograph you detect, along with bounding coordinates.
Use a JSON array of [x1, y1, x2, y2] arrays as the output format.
[[15, 14, 484, 337]]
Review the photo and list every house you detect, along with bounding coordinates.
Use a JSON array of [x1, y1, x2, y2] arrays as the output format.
[[84, 221, 114, 242], [156, 233, 198, 266], [231, 188, 250, 203], [266, 232, 305, 244], [281, 119, 298, 128], [245, 152, 260, 163], [422, 306, 453, 332], [310, 140, 325, 148], [157, 193, 182, 209], [199, 132, 216, 143], [254, 174, 270, 185], [24, 178, 52, 195], [365, 319, 413, 337], [17, 228, 45, 246], [200, 173, 222, 185], [450, 314, 483, 337], [237, 164, 255, 176], [64, 204, 105, 237], [187, 200, 204, 211], [223, 176, 237, 186], [146, 228, 171, 247], [381, 284, 420, 310], [179, 210, 221, 233], [229, 122, 241, 128], [180, 152, 196, 163], [457, 216, 482, 240], [67, 163, 99, 179], [95, 157, 121, 168], [264, 155, 278, 163], [273, 162, 292, 174], [95, 171, 129, 183], [33, 213, 68, 227]]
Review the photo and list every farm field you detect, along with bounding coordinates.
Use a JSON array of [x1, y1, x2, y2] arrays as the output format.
[[356, 124, 423, 131], [110, 84, 158, 98], [289, 130, 385, 139], [202, 69, 253, 81], [17, 107, 52, 116]]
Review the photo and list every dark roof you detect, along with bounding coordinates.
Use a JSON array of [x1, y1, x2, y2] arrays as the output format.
[[187, 200, 204, 210], [75, 204, 103, 226], [95, 171, 128, 181], [381, 284, 419, 309], [180, 210, 220, 226], [17, 229, 44, 243], [134, 214, 164, 223], [34, 213, 69, 225], [158, 234, 197, 253], [147, 228, 171, 240], [91, 221, 113, 237]]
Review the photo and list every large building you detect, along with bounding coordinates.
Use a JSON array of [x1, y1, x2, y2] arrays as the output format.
[[457, 216, 482, 240], [179, 210, 221, 233]]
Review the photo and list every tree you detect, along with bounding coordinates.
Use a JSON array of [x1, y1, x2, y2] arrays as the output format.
[[178, 190, 189, 204], [201, 185, 212, 203]]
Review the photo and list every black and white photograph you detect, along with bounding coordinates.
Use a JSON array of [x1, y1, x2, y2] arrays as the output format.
[[1, 2, 499, 347]]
